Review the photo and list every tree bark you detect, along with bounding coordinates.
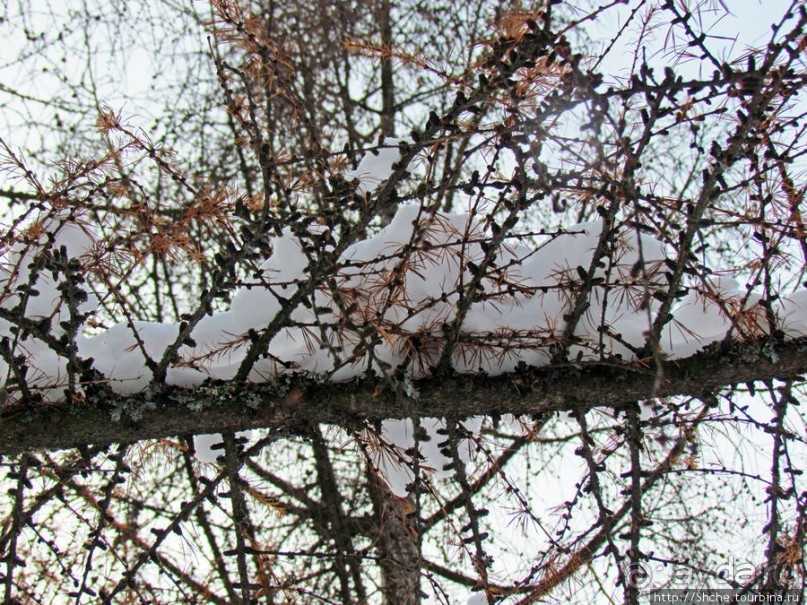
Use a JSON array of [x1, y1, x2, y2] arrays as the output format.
[[368, 472, 421, 605], [377, 0, 395, 138], [0, 337, 805, 455]]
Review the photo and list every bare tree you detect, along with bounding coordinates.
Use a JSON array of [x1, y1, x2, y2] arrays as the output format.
[[0, 0, 805, 603]]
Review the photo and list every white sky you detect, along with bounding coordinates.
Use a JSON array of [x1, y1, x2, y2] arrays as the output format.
[[0, 0, 798, 163]]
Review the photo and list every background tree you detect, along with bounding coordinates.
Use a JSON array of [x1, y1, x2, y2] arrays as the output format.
[[0, 0, 805, 603]]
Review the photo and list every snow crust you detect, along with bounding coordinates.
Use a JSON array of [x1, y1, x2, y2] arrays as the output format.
[[2, 147, 806, 494]]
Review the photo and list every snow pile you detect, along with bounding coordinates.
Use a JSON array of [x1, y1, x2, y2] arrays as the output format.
[[775, 290, 807, 338], [2, 143, 806, 493], [345, 137, 412, 193], [0, 214, 98, 400], [662, 276, 765, 359]]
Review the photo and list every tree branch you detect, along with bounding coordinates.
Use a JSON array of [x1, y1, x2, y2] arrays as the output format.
[[1, 337, 805, 456]]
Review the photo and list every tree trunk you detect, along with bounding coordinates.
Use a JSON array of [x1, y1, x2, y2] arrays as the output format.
[[368, 471, 421, 605], [377, 0, 395, 138], [376, 0, 398, 226]]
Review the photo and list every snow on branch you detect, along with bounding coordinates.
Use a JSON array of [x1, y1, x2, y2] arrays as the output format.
[[2, 132, 807, 493], [1, 187, 807, 492], [0, 334, 805, 457], [1, 172, 805, 405]]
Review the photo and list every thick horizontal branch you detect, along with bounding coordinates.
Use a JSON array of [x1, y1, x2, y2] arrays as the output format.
[[1, 338, 805, 456]]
